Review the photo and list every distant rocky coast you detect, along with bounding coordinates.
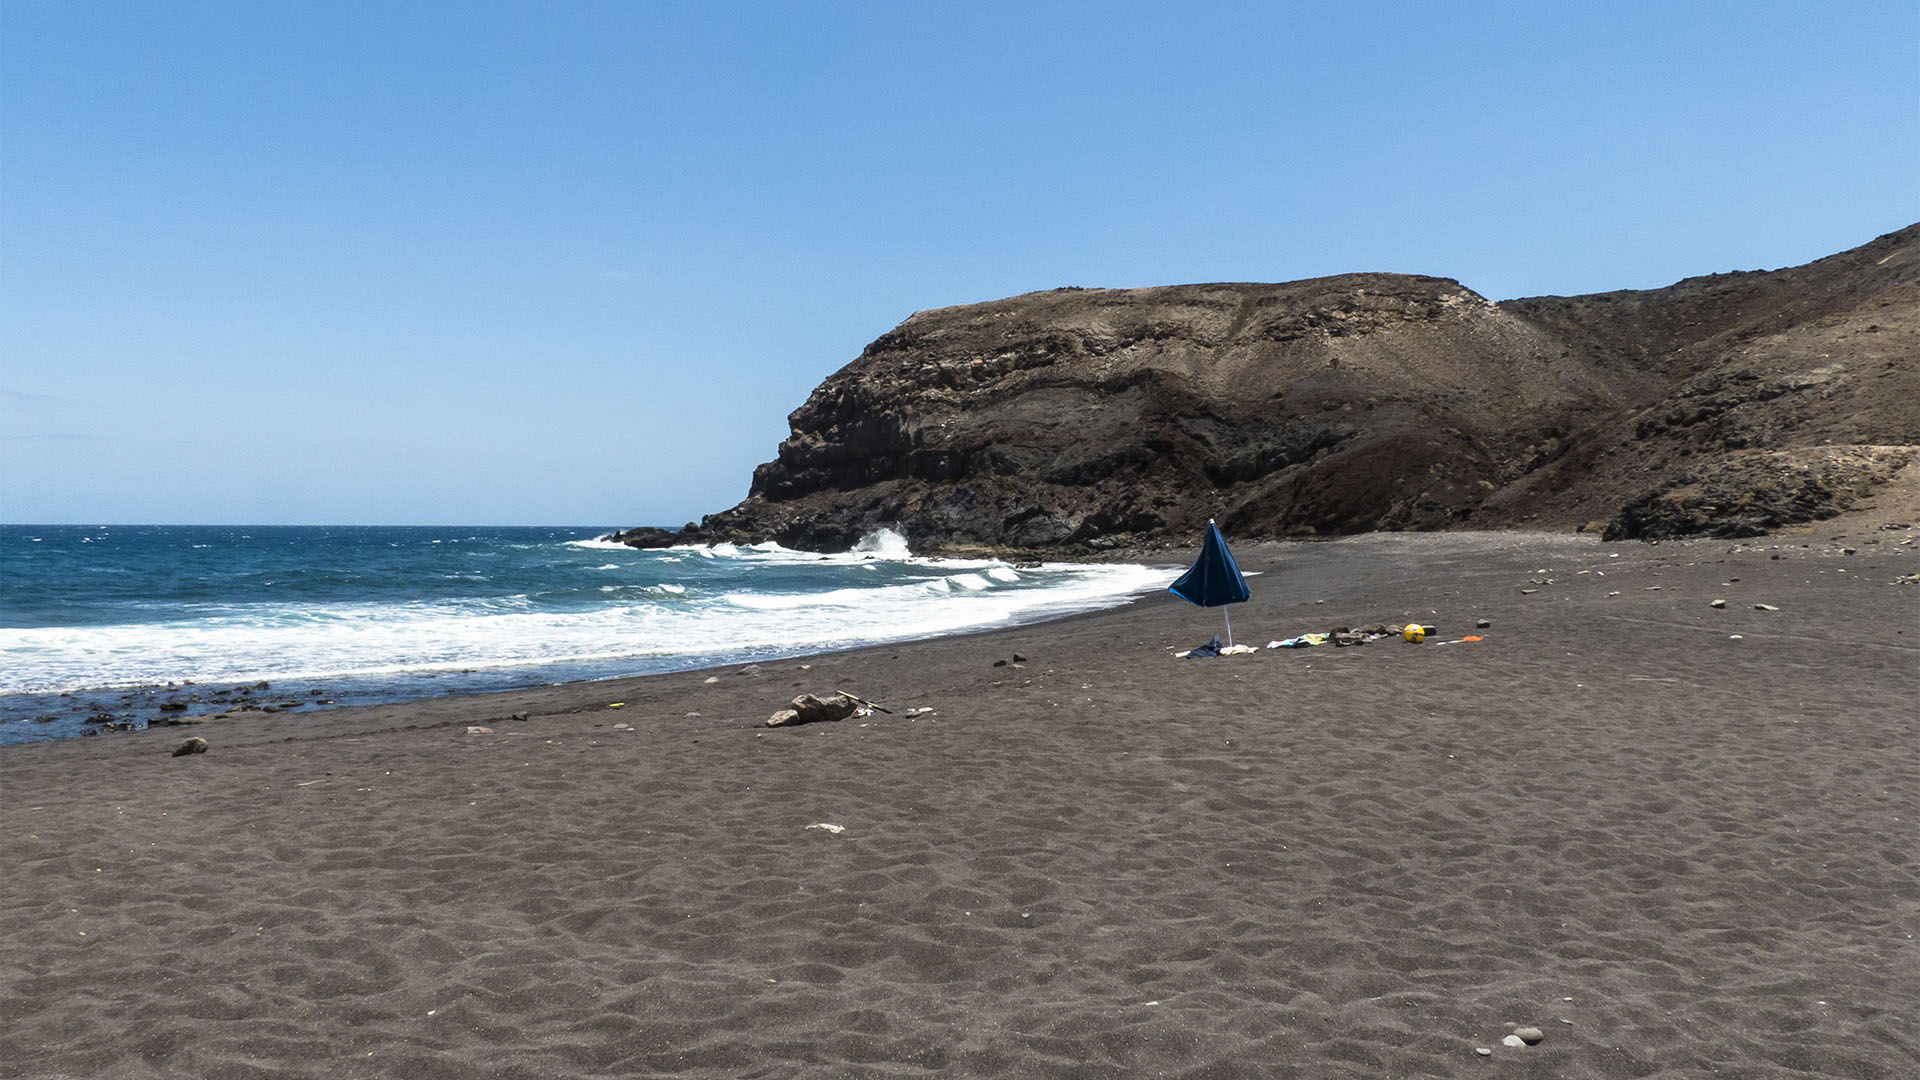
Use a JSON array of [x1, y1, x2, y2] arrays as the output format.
[[615, 224, 1918, 555]]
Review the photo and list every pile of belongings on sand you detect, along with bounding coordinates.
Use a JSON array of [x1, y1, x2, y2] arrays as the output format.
[[1270, 623, 1484, 647], [1181, 624, 1487, 658], [1272, 623, 1406, 648], [1176, 635, 1260, 658]]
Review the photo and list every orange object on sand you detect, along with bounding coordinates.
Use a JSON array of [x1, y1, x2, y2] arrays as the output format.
[[1460, 635, 1483, 642]]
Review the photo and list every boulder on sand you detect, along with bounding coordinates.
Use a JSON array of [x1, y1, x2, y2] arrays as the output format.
[[767, 693, 860, 727]]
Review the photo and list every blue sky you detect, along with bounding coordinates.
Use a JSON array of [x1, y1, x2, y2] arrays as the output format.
[[3, 1, 1915, 526]]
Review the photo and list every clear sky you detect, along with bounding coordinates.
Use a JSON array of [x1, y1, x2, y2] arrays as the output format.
[[2, 1, 1915, 526]]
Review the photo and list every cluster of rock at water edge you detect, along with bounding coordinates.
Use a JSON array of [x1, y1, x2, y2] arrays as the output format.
[[16, 681, 337, 737]]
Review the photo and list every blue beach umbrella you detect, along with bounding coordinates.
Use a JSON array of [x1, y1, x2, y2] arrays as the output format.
[[1169, 520, 1251, 647]]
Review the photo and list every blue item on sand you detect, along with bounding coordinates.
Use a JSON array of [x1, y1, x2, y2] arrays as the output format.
[[1183, 635, 1224, 658], [1169, 520, 1251, 645]]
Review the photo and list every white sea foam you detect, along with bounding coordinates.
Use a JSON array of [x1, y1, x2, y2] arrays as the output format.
[[566, 537, 636, 551], [671, 529, 925, 568], [851, 528, 914, 559]]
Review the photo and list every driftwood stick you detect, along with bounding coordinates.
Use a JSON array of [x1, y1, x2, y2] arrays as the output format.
[[835, 690, 893, 714]]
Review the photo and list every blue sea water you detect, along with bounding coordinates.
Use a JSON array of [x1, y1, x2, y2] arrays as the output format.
[[0, 524, 1174, 746]]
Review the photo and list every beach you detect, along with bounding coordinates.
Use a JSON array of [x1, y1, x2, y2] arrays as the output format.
[[3, 529, 1915, 1079]]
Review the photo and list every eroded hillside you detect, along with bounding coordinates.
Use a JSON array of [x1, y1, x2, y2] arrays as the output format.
[[615, 224, 1918, 554]]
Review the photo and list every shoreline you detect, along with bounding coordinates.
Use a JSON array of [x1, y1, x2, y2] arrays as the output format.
[[4, 528, 1915, 1077], [3, 526, 1909, 758], [0, 558, 1186, 754]]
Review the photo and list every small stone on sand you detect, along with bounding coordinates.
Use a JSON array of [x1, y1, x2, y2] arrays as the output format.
[[466, 726, 492, 735], [171, 736, 208, 757], [1514, 1026, 1544, 1044], [1501, 1034, 1526, 1048]]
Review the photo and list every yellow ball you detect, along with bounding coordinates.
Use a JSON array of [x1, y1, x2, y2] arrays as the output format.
[[1403, 625, 1425, 643]]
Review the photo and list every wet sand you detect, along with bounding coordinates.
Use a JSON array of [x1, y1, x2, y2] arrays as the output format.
[[3, 530, 1916, 1079]]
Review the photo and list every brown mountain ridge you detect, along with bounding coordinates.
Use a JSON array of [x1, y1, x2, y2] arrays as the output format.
[[615, 224, 1919, 555]]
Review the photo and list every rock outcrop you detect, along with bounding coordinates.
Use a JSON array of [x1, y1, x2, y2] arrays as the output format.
[[614, 224, 1918, 554]]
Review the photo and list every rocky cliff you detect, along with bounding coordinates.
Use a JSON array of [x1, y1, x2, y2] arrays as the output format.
[[615, 224, 1918, 554]]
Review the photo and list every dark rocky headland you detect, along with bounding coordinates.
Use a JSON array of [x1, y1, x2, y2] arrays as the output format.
[[615, 224, 1918, 556]]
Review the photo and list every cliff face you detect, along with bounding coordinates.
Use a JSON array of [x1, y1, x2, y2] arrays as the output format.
[[617, 225, 1918, 554]]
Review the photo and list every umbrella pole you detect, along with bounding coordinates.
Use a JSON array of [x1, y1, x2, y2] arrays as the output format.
[[1223, 607, 1233, 649]]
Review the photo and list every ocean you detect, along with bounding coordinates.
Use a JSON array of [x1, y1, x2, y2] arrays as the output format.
[[0, 524, 1175, 746]]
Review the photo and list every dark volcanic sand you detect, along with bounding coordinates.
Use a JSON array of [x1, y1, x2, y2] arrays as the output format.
[[3, 530, 1915, 1079]]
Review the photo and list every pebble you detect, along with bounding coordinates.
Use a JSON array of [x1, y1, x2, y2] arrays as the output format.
[[1710, 599, 1726, 608], [1475, 1047, 1492, 1056], [171, 737, 208, 757], [1501, 1034, 1526, 1048], [1754, 603, 1780, 611], [1476, 619, 1491, 628], [465, 726, 492, 735], [1515, 1026, 1545, 1044]]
